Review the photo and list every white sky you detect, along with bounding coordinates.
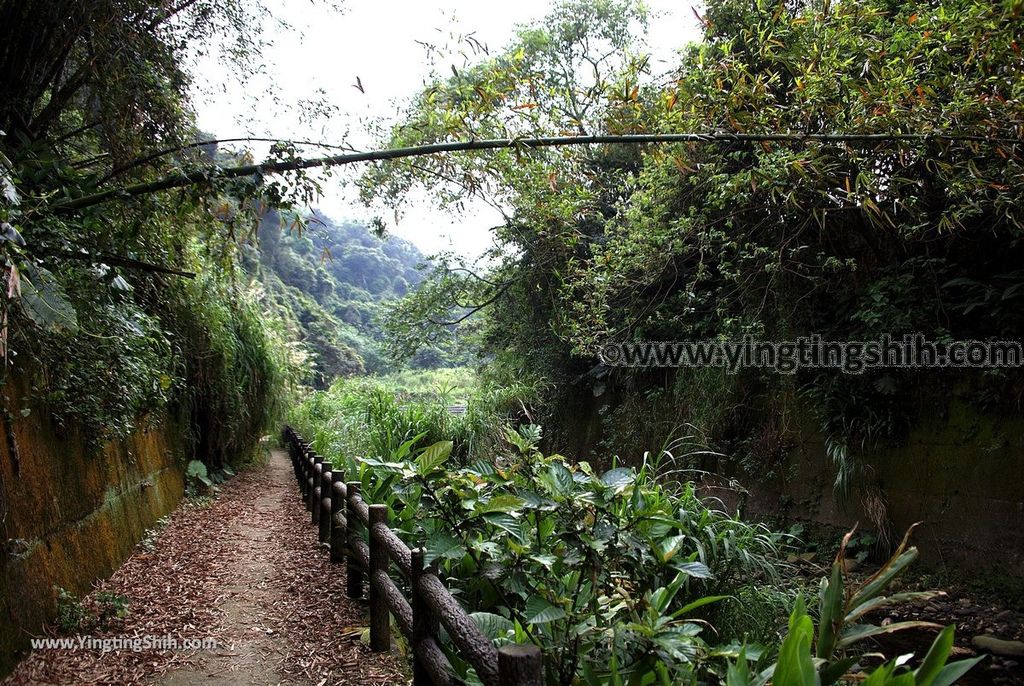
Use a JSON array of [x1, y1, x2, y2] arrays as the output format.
[[190, 0, 703, 259]]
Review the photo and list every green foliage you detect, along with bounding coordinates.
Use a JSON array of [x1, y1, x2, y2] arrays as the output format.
[[167, 262, 288, 467], [53, 587, 130, 633], [290, 370, 535, 468], [93, 591, 129, 629], [0, 1, 298, 462], [186, 460, 212, 494], [250, 208, 469, 384], [294, 377, 986, 685], [372, 367, 478, 403], [295, 382, 790, 685], [380, 256, 489, 365], [367, 0, 1024, 494], [54, 588, 88, 634], [725, 527, 984, 686]]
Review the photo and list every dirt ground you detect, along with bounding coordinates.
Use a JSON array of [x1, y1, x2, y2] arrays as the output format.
[[3, 449, 407, 686]]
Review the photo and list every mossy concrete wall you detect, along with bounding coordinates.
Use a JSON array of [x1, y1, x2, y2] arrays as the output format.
[[0, 386, 185, 674], [555, 382, 1024, 574], [726, 401, 1024, 572]]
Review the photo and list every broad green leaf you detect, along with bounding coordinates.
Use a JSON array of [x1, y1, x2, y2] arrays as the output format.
[[186, 460, 208, 479], [773, 598, 819, 686], [540, 462, 574, 497], [862, 663, 896, 686], [657, 534, 687, 562], [482, 512, 523, 541], [416, 440, 452, 476], [673, 560, 713, 579], [521, 490, 557, 510], [915, 624, 954, 685], [467, 459, 497, 477], [846, 591, 945, 623], [930, 656, 986, 686], [425, 531, 465, 565], [816, 562, 845, 659], [600, 467, 634, 490], [20, 266, 78, 332], [525, 595, 566, 624], [528, 553, 557, 569], [850, 546, 919, 607], [395, 432, 427, 460], [672, 595, 729, 618], [476, 494, 524, 514], [726, 646, 751, 686], [1, 175, 19, 205], [469, 612, 514, 639], [818, 657, 857, 686], [1, 222, 24, 243]]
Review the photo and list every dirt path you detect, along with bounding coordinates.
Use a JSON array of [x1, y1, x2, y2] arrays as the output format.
[[4, 449, 406, 686]]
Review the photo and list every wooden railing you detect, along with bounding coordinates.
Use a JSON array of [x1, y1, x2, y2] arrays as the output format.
[[282, 426, 542, 686]]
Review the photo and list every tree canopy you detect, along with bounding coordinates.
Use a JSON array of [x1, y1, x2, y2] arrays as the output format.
[[369, 0, 1024, 489]]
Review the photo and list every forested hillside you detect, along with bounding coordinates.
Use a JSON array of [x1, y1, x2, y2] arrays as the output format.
[[244, 209, 429, 385]]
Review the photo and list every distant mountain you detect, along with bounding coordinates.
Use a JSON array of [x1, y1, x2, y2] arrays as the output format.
[[244, 209, 427, 387]]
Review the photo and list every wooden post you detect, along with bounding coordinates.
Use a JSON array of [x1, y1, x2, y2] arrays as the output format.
[[301, 443, 312, 499], [330, 469, 346, 563], [346, 481, 363, 599], [309, 454, 323, 516], [498, 645, 543, 686], [368, 504, 390, 652], [299, 445, 310, 501], [318, 465, 332, 544], [284, 430, 294, 472], [412, 548, 438, 686], [314, 458, 326, 524], [301, 448, 313, 501]]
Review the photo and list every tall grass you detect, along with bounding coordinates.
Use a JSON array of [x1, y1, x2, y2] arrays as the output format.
[[289, 369, 538, 471]]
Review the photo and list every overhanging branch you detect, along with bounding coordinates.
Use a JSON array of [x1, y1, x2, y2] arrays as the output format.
[[50, 131, 1022, 214], [39, 249, 197, 277]]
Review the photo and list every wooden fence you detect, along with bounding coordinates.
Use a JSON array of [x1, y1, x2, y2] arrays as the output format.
[[282, 426, 542, 686]]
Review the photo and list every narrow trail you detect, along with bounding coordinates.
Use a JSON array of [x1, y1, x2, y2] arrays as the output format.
[[4, 449, 406, 686]]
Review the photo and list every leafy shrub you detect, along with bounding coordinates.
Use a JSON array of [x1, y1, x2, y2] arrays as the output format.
[[296, 381, 984, 685], [355, 431, 784, 684], [724, 527, 983, 686], [53, 587, 129, 634], [185, 460, 212, 495], [54, 588, 88, 634], [295, 377, 787, 685], [93, 591, 129, 629]]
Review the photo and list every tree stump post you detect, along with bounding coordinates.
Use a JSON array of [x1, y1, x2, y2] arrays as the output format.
[[306, 452, 318, 511], [318, 464, 332, 544], [411, 548, 438, 686], [310, 455, 324, 520], [368, 503, 390, 652], [346, 481, 363, 598], [330, 469, 346, 563], [298, 444, 310, 501], [498, 644, 543, 686]]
